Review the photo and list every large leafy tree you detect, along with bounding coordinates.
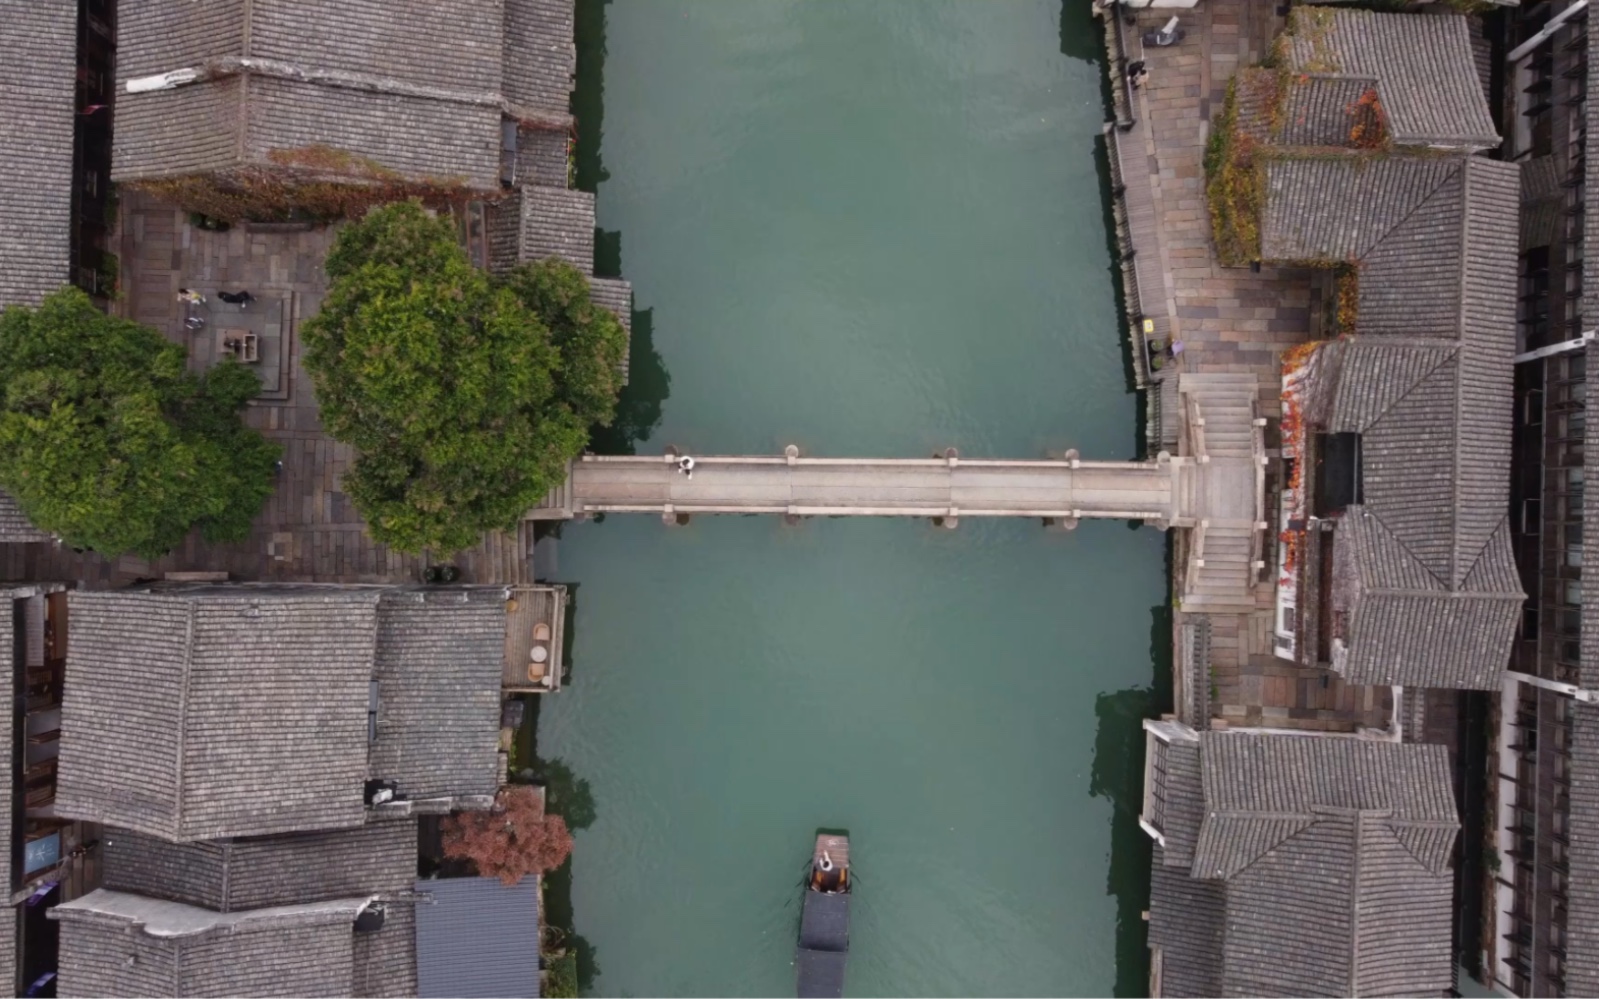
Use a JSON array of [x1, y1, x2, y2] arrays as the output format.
[[303, 200, 627, 553], [0, 288, 280, 557], [442, 785, 574, 886]]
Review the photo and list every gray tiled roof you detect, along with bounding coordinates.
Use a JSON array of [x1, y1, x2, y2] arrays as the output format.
[[1193, 733, 1457, 878], [87, 821, 419, 996], [1261, 157, 1459, 264], [0, 592, 15, 993], [103, 820, 418, 913], [1222, 808, 1455, 997], [516, 128, 571, 189], [486, 187, 634, 383], [1151, 737, 1204, 871], [504, 0, 576, 113], [487, 187, 593, 275], [1585, 17, 1599, 325], [1278, 76, 1378, 148], [0, 0, 76, 307], [1149, 732, 1459, 997], [414, 877, 540, 998], [370, 589, 504, 802], [112, 0, 576, 189], [1266, 155, 1521, 689], [1148, 846, 1224, 999], [52, 888, 406, 998], [55, 588, 379, 841], [1284, 9, 1500, 148], [1334, 512, 1522, 688], [356, 899, 420, 998], [1568, 703, 1599, 996], [518, 186, 597, 273], [56, 586, 504, 841], [0, 490, 48, 543]]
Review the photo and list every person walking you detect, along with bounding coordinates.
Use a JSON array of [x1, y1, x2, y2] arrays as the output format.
[[218, 289, 254, 306], [177, 288, 205, 305], [678, 455, 696, 480]]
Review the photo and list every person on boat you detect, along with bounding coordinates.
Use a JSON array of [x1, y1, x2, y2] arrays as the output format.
[[678, 455, 695, 479]]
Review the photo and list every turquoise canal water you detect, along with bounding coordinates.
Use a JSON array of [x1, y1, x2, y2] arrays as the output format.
[[537, 2, 1168, 994]]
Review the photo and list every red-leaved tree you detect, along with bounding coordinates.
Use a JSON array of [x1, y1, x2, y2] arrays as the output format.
[[442, 785, 574, 885]]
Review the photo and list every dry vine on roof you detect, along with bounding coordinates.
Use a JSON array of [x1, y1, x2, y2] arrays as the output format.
[[135, 146, 478, 223], [1204, 76, 1273, 267]]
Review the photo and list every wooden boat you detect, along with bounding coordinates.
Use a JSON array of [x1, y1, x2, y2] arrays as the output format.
[[795, 834, 850, 998]]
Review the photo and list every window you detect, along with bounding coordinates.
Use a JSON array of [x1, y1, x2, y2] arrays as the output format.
[[499, 119, 518, 188], [1560, 608, 1582, 635], [1521, 247, 1553, 351]]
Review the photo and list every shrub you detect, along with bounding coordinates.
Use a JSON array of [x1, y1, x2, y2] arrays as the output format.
[[546, 953, 579, 999], [0, 287, 279, 556]]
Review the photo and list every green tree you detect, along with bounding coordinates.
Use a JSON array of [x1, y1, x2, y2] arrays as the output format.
[[303, 200, 627, 553], [0, 287, 279, 557]]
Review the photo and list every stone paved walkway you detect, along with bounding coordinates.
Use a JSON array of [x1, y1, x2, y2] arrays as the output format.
[[1119, 0, 1388, 731], [1, 191, 528, 590]]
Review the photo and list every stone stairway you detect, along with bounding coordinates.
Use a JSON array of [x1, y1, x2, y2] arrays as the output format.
[[1178, 373, 1265, 614]]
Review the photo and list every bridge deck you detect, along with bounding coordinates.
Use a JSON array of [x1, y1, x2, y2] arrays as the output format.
[[565, 455, 1182, 521]]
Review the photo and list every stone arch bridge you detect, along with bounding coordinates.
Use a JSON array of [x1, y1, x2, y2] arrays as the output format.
[[531, 374, 1267, 612]]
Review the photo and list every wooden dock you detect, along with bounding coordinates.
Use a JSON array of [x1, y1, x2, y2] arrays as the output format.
[[503, 584, 568, 693]]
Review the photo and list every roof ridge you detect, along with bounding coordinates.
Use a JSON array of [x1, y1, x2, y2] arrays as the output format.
[[220, 839, 234, 913], [1449, 158, 1472, 588], [1356, 506, 1453, 591], [1356, 158, 1465, 270], [1339, 337, 1456, 428], [1454, 514, 1519, 595], [1384, 819, 1457, 876], [173, 602, 197, 841], [1347, 810, 1365, 995]]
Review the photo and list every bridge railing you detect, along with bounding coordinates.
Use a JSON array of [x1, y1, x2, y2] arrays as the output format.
[[1185, 395, 1208, 461], [576, 454, 1165, 471], [1187, 517, 1208, 594], [1249, 399, 1268, 574]]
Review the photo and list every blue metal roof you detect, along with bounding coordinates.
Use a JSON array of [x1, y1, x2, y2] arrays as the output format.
[[414, 876, 541, 998]]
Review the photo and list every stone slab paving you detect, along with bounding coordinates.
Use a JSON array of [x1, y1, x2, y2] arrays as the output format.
[[1, 191, 527, 590], [1121, 0, 1387, 731]]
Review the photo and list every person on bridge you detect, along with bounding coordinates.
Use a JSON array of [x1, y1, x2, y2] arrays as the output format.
[[678, 455, 696, 479]]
